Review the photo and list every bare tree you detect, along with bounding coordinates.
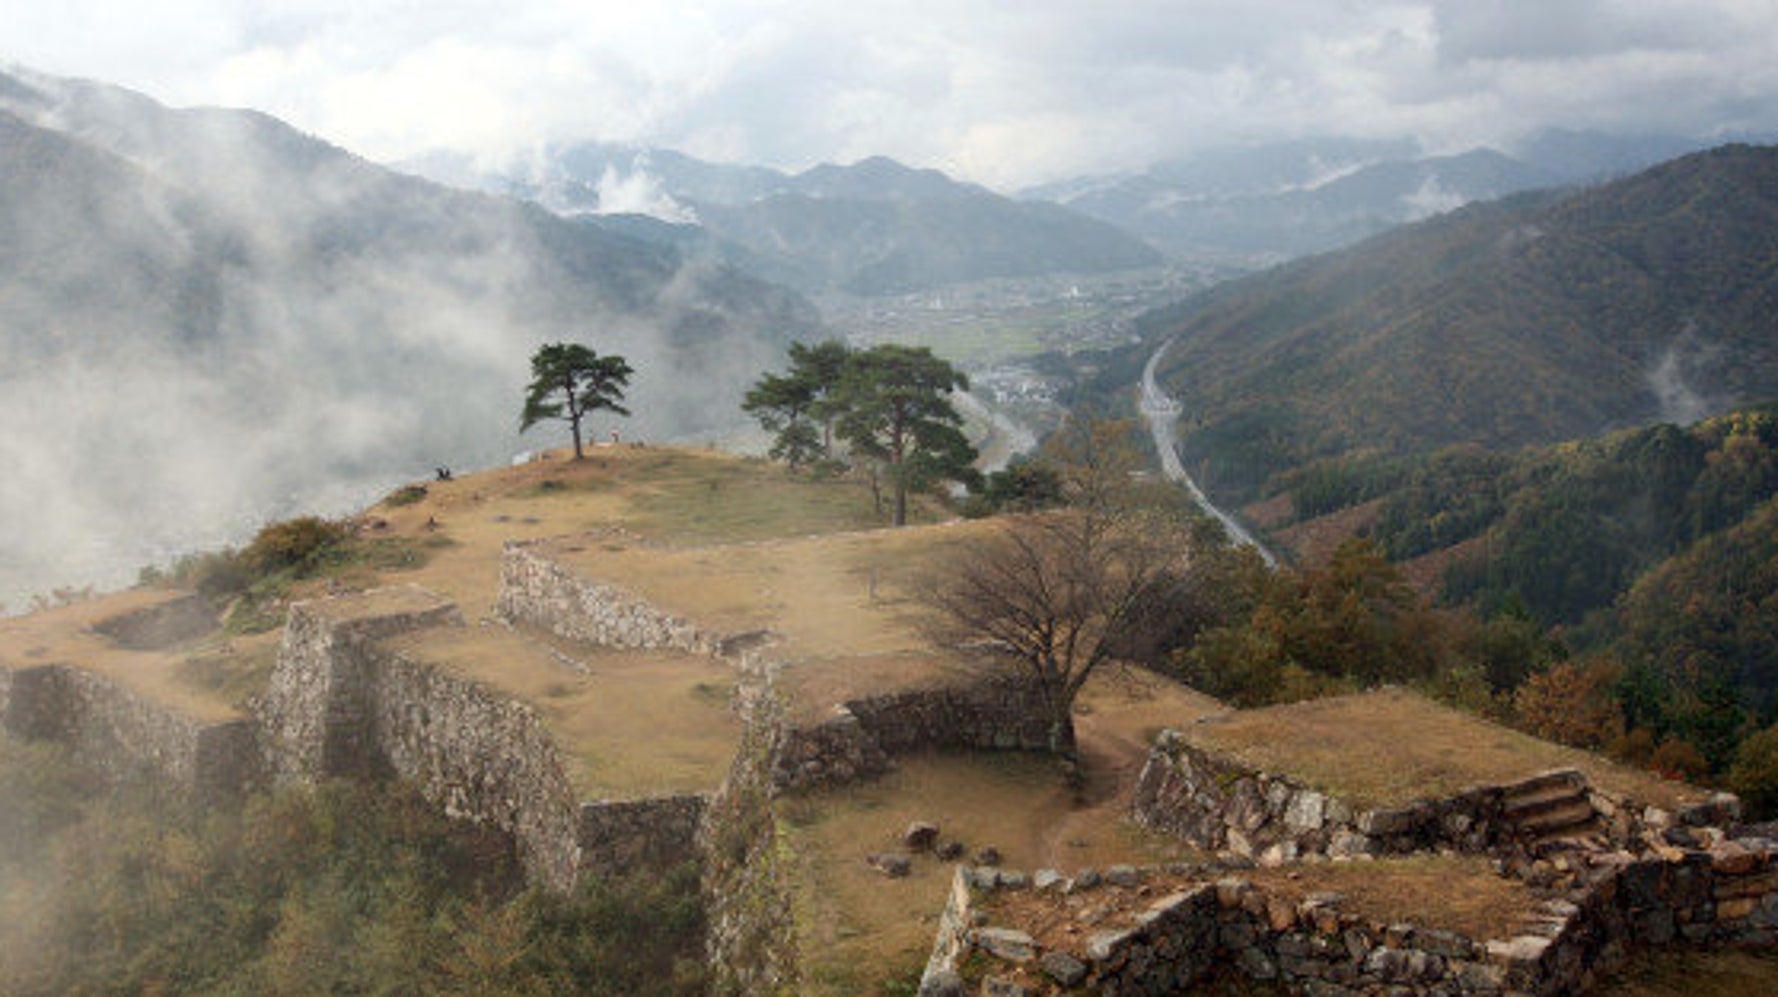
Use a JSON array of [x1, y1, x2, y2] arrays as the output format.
[[925, 508, 1196, 756]]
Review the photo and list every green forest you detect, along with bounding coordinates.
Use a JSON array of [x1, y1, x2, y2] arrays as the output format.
[[1230, 403, 1778, 810], [1128, 145, 1778, 505], [0, 741, 706, 997]]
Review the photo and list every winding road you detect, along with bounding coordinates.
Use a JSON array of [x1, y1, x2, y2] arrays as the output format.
[[1140, 339, 1278, 567]]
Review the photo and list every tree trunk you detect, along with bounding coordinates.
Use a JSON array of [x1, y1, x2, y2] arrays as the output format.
[[566, 373, 586, 460], [890, 419, 907, 526], [1045, 688, 1077, 759]]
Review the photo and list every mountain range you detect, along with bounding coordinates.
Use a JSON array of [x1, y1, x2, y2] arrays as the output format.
[[1026, 132, 1736, 263], [1130, 142, 1778, 502], [404, 147, 1163, 295], [427, 130, 1769, 287], [0, 67, 821, 604]]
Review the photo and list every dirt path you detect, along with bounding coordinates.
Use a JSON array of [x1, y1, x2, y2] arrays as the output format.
[[1034, 709, 1162, 868]]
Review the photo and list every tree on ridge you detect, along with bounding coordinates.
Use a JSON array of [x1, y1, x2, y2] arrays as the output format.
[[834, 343, 977, 526], [520, 342, 633, 460]]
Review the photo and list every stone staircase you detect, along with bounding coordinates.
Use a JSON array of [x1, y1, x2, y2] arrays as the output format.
[[1499, 768, 1605, 853]]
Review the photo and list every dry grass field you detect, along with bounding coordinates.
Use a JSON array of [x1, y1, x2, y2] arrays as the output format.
[[1186, 687, 1705, 810], [0, 447, 903, 718], [781, 666, 1225, 996], [1243, 854, 1534, 941], [361, 445, 915, 620], [393, 624, 741, 798], [537, 520, 985, 658], [0, 589, 253, 722]]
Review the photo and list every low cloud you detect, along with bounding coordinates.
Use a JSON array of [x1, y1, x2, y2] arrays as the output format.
[[0, 72, 815, 607], [595, 164, 697, 223], [1400, 175, 1468, 220]]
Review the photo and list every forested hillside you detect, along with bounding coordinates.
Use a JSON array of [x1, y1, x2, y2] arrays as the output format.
[[1280, 405, 1778, 623], [1240, 404, 1778, 795], [1135, 144, 1778, 503], [1111, 145, 1778, 816]]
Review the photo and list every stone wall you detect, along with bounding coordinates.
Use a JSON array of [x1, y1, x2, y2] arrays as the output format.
[[921, 865, 1525, 997], [772, 678, 1053, 791], [368, 641, 585, 892], [700, 650, 800, 997], [921, 835, 1778, 997], [1131, 729, 1737, 866], [492, 542, 1101, 994], [497, 541, 723, 655], [496, 539, 1064, 793], [580, 794, 707, 878], [0, 662, 258, 801], [1133, 730, 1488, 862], [257, 586, 707, 893], [256, 589, 467, 783]]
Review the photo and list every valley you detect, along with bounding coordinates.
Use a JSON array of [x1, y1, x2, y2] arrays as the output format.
[[4, 51, 1778, 997]]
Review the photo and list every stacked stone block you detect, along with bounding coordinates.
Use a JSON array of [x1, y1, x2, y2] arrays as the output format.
[[0, 661, 258, 801], [922, 837, 1778, 997]]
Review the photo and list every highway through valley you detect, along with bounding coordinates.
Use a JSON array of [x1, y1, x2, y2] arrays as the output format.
[[1140, 339, 1279, 567]]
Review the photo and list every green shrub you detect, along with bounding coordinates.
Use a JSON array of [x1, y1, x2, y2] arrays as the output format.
[[243, 516, 352, 575], [0, 740, 92, 867], [0, 770, 706, 997], [1729, 725, 1778, 819]]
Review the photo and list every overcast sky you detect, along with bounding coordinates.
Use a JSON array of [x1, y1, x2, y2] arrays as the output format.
[[7, 0, 1778, 189]]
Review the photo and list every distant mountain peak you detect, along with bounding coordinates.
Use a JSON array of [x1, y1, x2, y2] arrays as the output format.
[[1025, 133, 1769, 264], [788, 154, 981, 201]]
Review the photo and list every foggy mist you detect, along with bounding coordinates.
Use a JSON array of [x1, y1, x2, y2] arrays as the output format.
[[1648, 332, 1719, 428], [0, 69, 817, 608]]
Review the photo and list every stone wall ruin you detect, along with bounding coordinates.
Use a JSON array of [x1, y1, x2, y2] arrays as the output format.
[[921, 834, 1778, 997], [21, 536, 1774, 996], [0, 662, 258, 801], [1131, 728, 1740, 867], [254, 586, 708, 893]]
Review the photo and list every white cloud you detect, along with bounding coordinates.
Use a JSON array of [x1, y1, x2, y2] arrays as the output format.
[[5, 0, 1778, 188], [594, 164, 696, 222]]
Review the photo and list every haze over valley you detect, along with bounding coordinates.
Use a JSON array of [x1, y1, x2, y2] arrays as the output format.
[[7, 1, 1778, 605], [3, 77, 1773, 605], [0, 67, 820, 605], [10, 6, 1778, 997]]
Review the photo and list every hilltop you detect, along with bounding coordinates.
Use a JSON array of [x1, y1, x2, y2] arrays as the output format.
[[6, 444, 1776, 997], [0, 446, 1219, 993]]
